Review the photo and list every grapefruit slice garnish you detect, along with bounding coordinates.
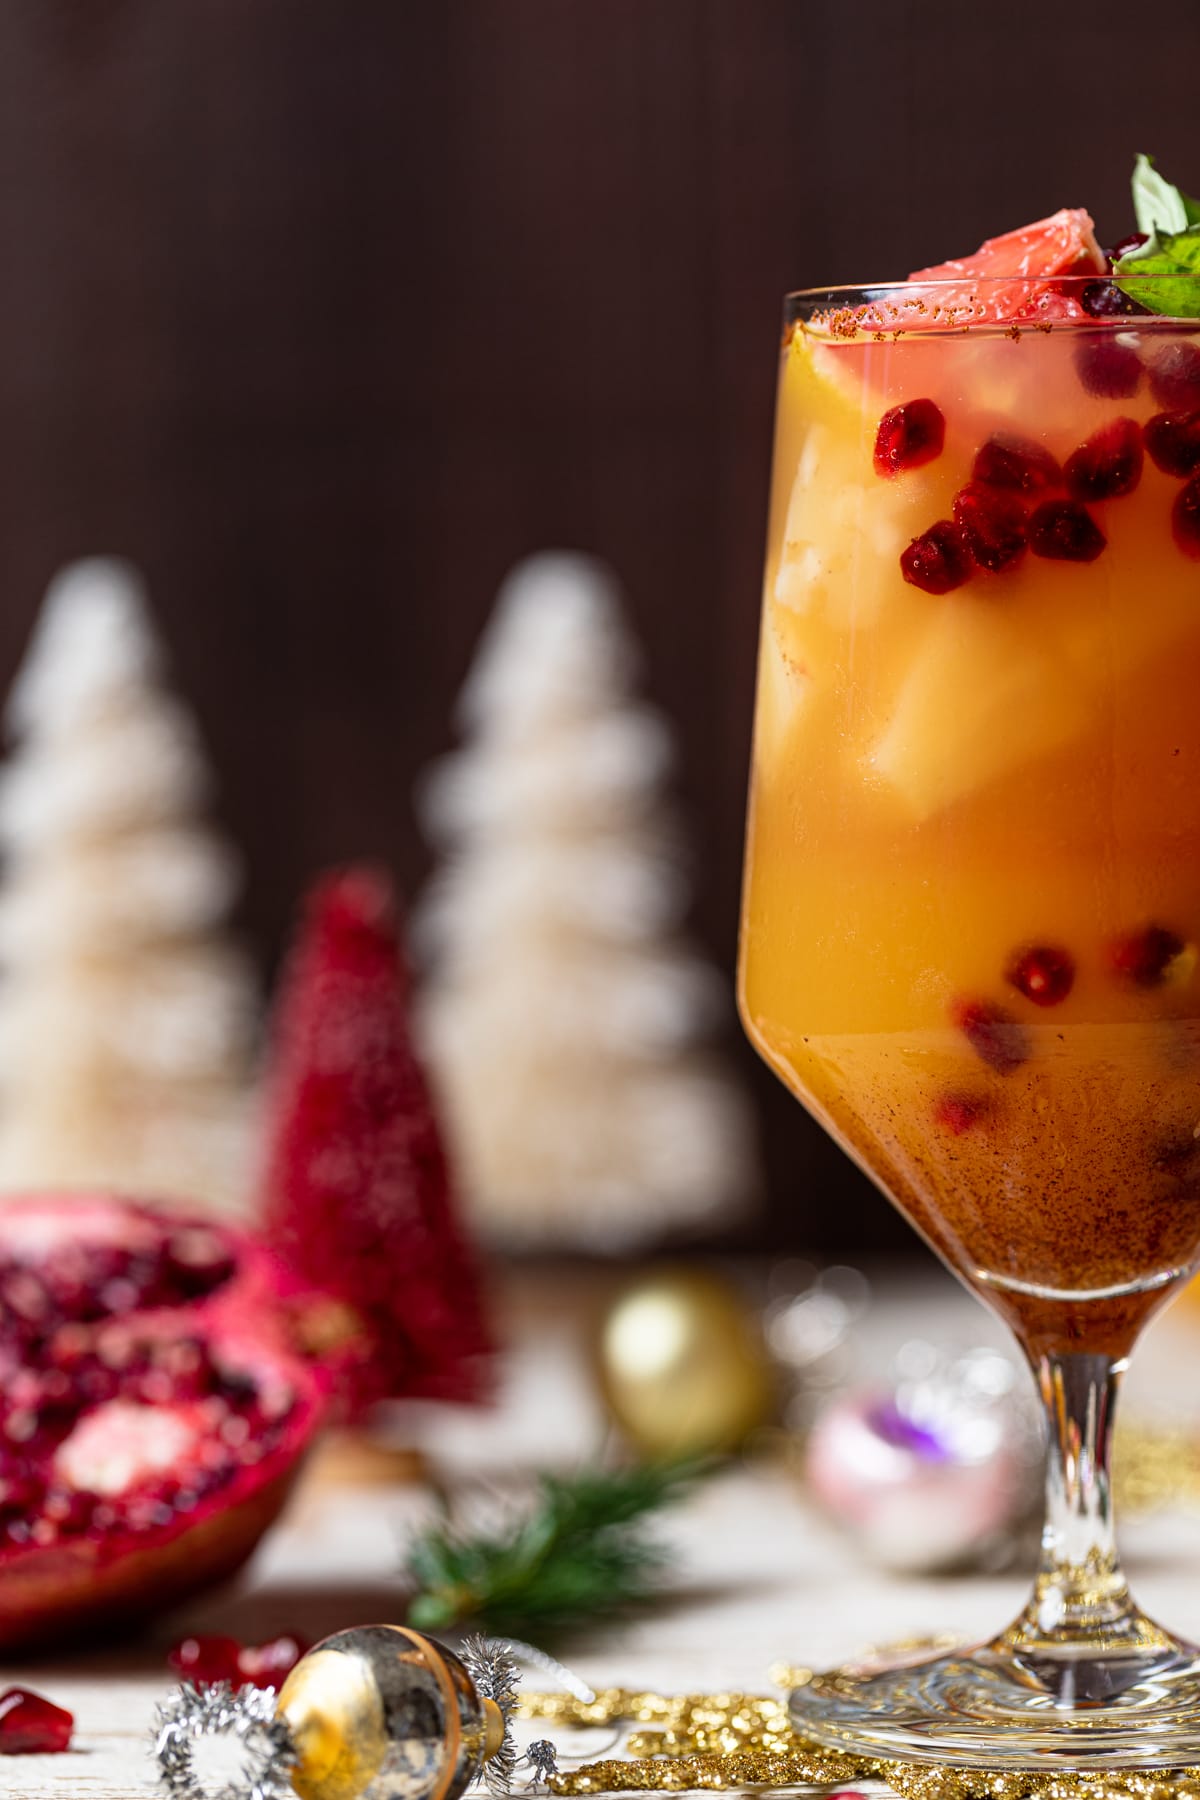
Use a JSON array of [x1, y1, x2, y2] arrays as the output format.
[[902, 208, 1106, 327]]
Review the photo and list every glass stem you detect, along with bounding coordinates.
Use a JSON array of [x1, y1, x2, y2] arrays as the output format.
[[1006, 1351, 1154, 1652]]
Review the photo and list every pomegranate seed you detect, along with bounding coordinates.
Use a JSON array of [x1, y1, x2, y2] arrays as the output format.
[[41, 1488, 96, 1533], [1110, 925, 1186, 988], [0, 1687, 73, 1754], [899, 520, 970, 594], [1029, 499, 1106, 563], [1005, 944, 1075, 1007], [1079, 281, 1148, 319], [1145, 411, 1200, 478], [165, 1229, 236, 1296], [972, 433, 1061, 496], [933, 1093, 989, 1135], [1109, 232, 1150, 265], [238, 1633, 309, 1687], [952, 483, 1027, 574], [1064, 418, 1144, 502], [0, 1470, 42, 1518], [1172, 475, 1200, 558], [874, 399, 945, 478], [1149, 342, 1200, 411], [950, 999, 1030, 1074], [1074, 338, 1143, 399], [168, 1633, 246, 1687], [1153, 1134, 1200, 1181]]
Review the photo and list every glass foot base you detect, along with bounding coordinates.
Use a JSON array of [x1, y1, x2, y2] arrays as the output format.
[[790, 1632, 1200, 1769]]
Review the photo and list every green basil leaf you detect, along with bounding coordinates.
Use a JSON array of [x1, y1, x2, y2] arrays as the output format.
[[1114, 223, 1200, 316], [1131, 152, 1200, 235]]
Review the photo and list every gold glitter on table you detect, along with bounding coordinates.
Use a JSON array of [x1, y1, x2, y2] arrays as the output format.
[[519, 1681, 1200, 1798]]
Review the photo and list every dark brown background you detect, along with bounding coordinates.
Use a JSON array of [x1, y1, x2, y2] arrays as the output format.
[[0, 1, 1195, 1254]]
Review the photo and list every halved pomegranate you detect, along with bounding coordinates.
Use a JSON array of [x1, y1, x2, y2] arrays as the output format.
[[0, 1194, 329, 1654]]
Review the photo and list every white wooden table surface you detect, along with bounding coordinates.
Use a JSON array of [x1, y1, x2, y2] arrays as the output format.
[[8, 1264, 1200, 1798]]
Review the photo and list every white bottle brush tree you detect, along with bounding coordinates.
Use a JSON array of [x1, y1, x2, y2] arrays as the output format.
[[417, 551, 757, 1251], [0, 559, 258, 1214]]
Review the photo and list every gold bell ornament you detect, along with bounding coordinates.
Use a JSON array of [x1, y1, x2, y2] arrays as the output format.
[[153, 1627, 563, 1800]]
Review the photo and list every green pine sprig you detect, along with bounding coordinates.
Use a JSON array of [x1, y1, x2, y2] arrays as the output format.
[[403, 1461, 705, 1642]]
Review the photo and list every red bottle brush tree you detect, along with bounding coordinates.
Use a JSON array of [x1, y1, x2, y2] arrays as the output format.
[[258, 866, 491, 1415]]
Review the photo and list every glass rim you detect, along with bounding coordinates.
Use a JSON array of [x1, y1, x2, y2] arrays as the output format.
[[786, 275, 1200, 300], [785, 276, 1200, 338]]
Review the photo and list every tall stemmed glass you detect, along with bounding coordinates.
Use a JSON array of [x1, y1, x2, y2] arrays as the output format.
[[739, 276, 1200, 1766]]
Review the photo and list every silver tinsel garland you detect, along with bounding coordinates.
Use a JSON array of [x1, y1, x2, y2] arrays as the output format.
[[152, 1682, 297, 1800]]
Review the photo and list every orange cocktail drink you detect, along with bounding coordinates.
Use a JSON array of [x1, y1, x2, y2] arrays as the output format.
[[741, 302, 1200, 1359]]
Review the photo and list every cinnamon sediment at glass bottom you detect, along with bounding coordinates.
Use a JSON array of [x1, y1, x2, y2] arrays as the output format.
[[739, 316, 1200, 1359]]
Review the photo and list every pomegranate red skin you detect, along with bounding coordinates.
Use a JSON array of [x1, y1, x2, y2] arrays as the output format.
[[0, 1461, 305, 1655], [0, 1194, 330, 1656]]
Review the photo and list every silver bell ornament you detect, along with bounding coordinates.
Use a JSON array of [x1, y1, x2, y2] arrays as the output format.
[[155, 1626, 548, 1800]]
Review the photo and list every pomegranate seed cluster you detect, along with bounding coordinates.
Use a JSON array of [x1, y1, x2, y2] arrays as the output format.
[[0, 1225, 297, 1552], [0, 1227, 234, 1337], [935, 924, 1191, 1134], [881, 338, 1200, 595]]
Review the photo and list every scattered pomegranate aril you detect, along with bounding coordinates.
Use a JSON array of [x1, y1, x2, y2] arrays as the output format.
[[0, 1687, 73, 1754], [933, 1093, 989, 1135], [167, 1629, 310, 1691], [1074, 337, 1143, 398], [874, 399, 945, 478], [168, 1633, 246, 1688], [1064, 417, 1144, 502], [952, 483, 1027, 574], [1172, 475, 1200, 559], [1149, 342, 1200, 411], [950, 999, 1030, 1074], [1145, 411, 1200, 478], [238, 1633, 309, 1687], [1110, 925, 1186, 988], [1029, 499, 1106, 563], [971, 434, 1061, 496], [899, 521, 970, 595], [1005, 944, 1075, 1008]]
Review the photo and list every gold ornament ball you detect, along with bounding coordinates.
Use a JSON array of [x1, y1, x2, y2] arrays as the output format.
[[596, 1268, 774, 1459]]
